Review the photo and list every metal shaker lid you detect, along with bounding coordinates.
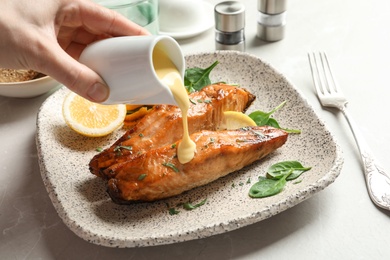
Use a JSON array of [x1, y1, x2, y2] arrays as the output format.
[[215, 1, 245, 32], [258, 0, 287, 14]]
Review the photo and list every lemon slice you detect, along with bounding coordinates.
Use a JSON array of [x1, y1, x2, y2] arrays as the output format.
[[220, 111, 257, 130], [62, 92, 126, 137]]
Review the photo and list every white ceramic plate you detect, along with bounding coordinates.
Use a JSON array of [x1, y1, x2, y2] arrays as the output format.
[[36, 51, 343, 248], [158, 0, 214, 40]]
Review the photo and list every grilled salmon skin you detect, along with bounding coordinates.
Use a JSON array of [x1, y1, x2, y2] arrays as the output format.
[[89, 84, 255, 178], [106, 126, 288, 204]]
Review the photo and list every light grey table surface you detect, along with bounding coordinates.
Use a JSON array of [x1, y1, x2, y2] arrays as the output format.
[[1, 0, 390, 259]]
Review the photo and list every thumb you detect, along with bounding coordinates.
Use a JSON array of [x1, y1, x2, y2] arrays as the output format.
[[41, 44, 109, 103]]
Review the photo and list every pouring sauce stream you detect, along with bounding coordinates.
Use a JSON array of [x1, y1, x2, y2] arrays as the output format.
[[153, 47, 196, 164]]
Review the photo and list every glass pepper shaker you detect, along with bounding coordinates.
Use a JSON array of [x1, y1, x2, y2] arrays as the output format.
[[257, 0, 287, 42], [214, 1, 246, 51]]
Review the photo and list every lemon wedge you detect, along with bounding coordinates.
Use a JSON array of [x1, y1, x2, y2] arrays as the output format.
[[62, 92, 126, 137], [220, 111, 257, 130]]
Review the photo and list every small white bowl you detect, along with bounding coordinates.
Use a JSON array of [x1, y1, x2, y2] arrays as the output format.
[[0, 75, 60, 98], [158, 0, 214, 40]]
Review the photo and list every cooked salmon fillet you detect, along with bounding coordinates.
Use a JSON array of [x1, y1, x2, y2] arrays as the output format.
[[89, 84, 255, 178], [106, 126, 288, 203]]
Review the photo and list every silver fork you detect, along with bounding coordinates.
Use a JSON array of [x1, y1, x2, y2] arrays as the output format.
[[308, 52, 390, 211]]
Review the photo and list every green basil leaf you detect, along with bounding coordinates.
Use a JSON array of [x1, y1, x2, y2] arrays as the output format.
[[249, 161, 311, 199], [265, 118, 281, 129], [249, 175, 288, 198], [267, 161, 312, 181], [249, 101, 301, 133], [249, 101, 286, 126], [248, 110, 271, 126], [184, 61, 219, 92]]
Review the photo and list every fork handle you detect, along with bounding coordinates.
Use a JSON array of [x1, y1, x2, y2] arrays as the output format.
[[341, 108, 390, 210]]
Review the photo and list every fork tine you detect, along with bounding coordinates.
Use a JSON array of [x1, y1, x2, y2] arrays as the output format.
[[321, 52, 342, 95], [308, 52, 348, 109], [308, 52, 325, 96], [308, 52, 343, 96]]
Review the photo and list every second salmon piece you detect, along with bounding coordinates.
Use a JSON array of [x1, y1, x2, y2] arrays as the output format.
[[106, 126, 288, 204]]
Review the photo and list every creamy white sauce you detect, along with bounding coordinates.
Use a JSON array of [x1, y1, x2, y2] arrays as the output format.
[[153, 47, 196, 164]]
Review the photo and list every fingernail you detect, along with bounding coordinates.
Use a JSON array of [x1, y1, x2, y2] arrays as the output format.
[[87, 82, 109, 102]]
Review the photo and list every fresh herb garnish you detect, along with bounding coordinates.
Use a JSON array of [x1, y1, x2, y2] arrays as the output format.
[[95, 147, 103, 152], [249, 101, 301, 134], [165, 203, 180, 215], [249, 161, 311, 198], [184, 61, 219, 92], [197, 99, 212, 104], [166, 199, 207, 215], [137, 174, 147, 181], [249, 172, 291, 198], [181, 199, 207, 210], [236, 138, 251, 143], [267, 161, 311, 181], [162, 162, 179, 172], [113, 145, 133, 152], [168, 207, 180, 215]]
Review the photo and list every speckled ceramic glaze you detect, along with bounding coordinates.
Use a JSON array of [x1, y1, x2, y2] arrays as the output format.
[[36, 51, 343, 248]]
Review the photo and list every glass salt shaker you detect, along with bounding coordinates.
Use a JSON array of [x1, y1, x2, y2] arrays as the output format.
[[257, 0, 287, 42], [214, 1, 246, 51]]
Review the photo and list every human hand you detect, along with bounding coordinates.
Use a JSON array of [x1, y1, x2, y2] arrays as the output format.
[[0, 0, 150, 102]]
